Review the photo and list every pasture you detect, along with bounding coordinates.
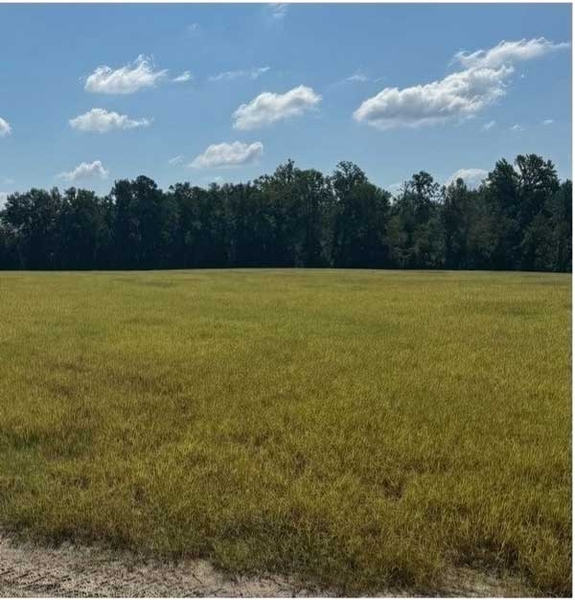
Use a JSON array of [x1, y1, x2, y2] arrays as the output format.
[[0, 270, 570, 595]]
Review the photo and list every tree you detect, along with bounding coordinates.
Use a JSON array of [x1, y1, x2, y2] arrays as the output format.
[[59, 188, 112, 269], [224, 182, 271, 267], [0, 155, 570, 274], [442, 178, 470, 270], [389, 172, 444, 269], [547, 180, 572, 272], [111, 176, 177, 269], [485, 159, 521, 270], [331, 161, 391, 268], [2, 188, 63, 269]]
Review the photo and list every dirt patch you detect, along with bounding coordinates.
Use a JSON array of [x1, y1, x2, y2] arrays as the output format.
[[0, 534, 529, 597], [0, 534, 329, 598], [438, 566, 530, 598]]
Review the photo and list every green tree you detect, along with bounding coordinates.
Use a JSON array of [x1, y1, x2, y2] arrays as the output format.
[[2, 188, 63, 269], [390, 172, 444, 268], [59, 188, 112, 269], [331, 161, 390, 268]]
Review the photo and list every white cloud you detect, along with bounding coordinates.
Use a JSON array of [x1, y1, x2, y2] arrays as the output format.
[[0, 117, 12, 137], [269, 3, 288, 19], [69, 108, 152, 133], [209, 66, 270, 82], [204, 175, 224, 185], [190, 141, 263, 169], [173, 71, 193, 83], [233, 85, 321, 130], [84, 55, 167, 94], [353, 65, 511, 129], [345, 73, 369, 83], [354, 38, 569, 130], [543, 119, 554, 125], [482, 120, 496, 131], [58, 160, 109, 182], [168, 155, 184, 165], [332, 72, 370, 87], [387, 182, 403, 194], [454, 38, 570, 70], [186, 23, 200, 35], [510, 123, 524, 132], [446, 168, 488, 189], [0, 192, 7, 207]]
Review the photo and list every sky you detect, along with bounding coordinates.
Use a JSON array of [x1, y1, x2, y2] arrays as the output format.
[[0, 3, 572, 202]]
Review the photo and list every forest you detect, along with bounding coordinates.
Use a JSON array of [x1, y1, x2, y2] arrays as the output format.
[[0, 153, 571, 272]]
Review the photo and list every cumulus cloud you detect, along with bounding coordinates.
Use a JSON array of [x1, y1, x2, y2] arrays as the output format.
[[209, 66, 270, 82], [510, 123, 524, 132], [482, 120, 496, 131], [69, 108, 152, 133], [173, 71, 193, 83], [190, 141, 263, 169], [84, 55, 167, 94], [58, 160, 109, 182], [233, 85, 321, 130], [353, 66, 511, 129], [354, 38, 569, 130], [543, 119, 554, 125], [453, 38, 570, 70], [0, 117, 12, 137], [446, 168, 488, 189], [168, 155, 184, 165]]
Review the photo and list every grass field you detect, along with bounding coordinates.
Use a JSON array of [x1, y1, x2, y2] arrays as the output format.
[[0, 269, 571, 596]]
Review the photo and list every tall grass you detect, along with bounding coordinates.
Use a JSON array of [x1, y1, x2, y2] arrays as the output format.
[[0, 270, 570, 595]]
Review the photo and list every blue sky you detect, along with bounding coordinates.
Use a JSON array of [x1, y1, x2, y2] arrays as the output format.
[[0, 3, 572, 200]]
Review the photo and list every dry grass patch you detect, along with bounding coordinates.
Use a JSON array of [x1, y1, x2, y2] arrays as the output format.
[[0, 269, 571, 595]]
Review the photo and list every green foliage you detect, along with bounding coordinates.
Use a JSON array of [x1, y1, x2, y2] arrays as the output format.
[[0, 154, 571, 272], [0, 270, 570, 595]]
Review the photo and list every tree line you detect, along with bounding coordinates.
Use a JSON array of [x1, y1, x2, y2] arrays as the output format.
[[0, 153, 571, 272]]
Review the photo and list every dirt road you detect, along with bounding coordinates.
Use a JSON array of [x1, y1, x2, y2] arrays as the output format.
[[0, 534, 528, 597]]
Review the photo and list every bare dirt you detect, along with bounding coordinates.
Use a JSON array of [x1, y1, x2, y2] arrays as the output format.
[[0, 534, 530, 597]]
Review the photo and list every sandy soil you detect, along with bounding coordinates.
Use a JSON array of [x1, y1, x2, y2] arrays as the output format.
[[0, 534, 529, 598]]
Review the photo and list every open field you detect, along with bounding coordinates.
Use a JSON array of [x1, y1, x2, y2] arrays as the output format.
[[0, 270, 571, 596]]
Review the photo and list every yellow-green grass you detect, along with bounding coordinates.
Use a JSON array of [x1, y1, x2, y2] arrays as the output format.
[[0, 270, 571, 595]]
